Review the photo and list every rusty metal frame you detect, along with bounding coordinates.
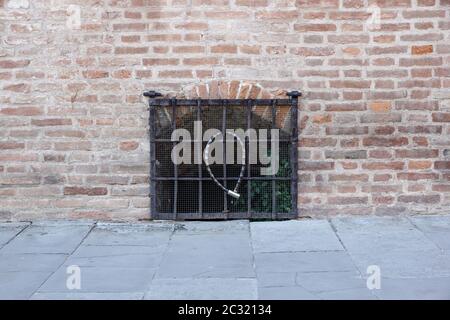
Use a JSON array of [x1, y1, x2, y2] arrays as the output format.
[[145, 90, 301, 220]]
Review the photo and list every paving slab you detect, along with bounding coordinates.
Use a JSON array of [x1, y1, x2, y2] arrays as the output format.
[[31, 220, 95, 227], [0, 222, 30, 247], [1, 224, 93, 254], [64, 245, 166, 268], [38, 266, 156, 293], [295, 271, 366, 293], [174, 220, 249, 234], [255, 251, 356, 274], [257, 286, 317, 300], [84, 223, 173, 247], [348, 249, 450, 278], [257, 272, 297, 288], [145, 278, 257, 300], [331, 216, 439, 254], [316, 288, 378, 300], [0, 253, 67, 272], [1, 217, 450, 300], [374, 277, 450, 300], [0, 271, 52, 300], [410, 215, 450, 251], [31, 292, 144, 300], [330, 216, 450, 277], [251, 220, 343, 253], [156, 232, 254, 279]]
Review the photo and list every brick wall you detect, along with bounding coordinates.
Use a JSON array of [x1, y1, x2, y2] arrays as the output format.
[[1, 0, 450, 220]]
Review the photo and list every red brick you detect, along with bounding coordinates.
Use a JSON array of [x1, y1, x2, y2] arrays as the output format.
[[239, 45, 261, 55], [369, 150, 392, 159], [236, 0, 268, 6], [45, 130, 86, 138], [328, 196, 368, 205], [374, 174, 392, 182], [0, 142, 25, 149], [120, 141, 139, 151], [340, 138, 360, 148], [343, 0, 364, 7], [325, 103, 366, 112], [362, 185, 401, 193], [294, 24, 336, 32], [435, 161, 450, 170], [64, 187, 108, 196], [363, 137, 408, 147], [398, 126, 442, 134], [362, 162, 405, 170], [159, 70, 193, 78], [257, 10, 298, 20], [329, 174, 369, 182], [397, 172, 439, 180], [31, 119, 72, 126], [0, 59, 30, 69], [113, 23, 146, 31], [175, 22, 208, 30], [398, 195, 440, 204], [369, 101, 391, 113], [299, 185, 332, 193], [417, 0, 435, 5], [183, 58, 219, 66], [326, 127, 368, 135], [1, 107, 42, 116], [432, 185, 450, 192], [432, 113, 450, 122], [299, 161, 335, 171], [205, 11, 250, 19], [3, 83, 30, 92], [299, 138, 337, 147], [412, 45, 433, 55], [143, 58, 179, 66], [373, 196, 395, 205], [400, 57, 442, 67], [114, 47, 148, 54], [211, 45, 237, 54], [44, 154, 66, 162], [374, 126, 395, 135], [291, 47, 335, 57], [54, 142, 92, 151], [112, 69, 132, 79], [82, 70, 109, 79], [413, 137, 428, 147], [408, 161, 432, 170], [395, 149, 439, 158]]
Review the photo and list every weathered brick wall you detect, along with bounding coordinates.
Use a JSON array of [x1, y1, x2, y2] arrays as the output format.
[[1, 0, 449, 220]]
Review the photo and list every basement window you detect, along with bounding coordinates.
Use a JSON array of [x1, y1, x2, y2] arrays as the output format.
[[145, 91, 300, 220]]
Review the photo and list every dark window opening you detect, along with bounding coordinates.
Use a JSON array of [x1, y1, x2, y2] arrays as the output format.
[[146, 91, 300, 220]]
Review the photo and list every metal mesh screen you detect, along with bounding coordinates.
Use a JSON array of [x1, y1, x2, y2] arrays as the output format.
[[147, 93, 300, 220]]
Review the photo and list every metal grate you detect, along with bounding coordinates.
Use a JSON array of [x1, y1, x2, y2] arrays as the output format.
[[145, 90, 301, 220]]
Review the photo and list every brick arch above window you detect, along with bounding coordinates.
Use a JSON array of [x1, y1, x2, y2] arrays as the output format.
[[177, 80, 288, 100], [155, 80, 293, 131]]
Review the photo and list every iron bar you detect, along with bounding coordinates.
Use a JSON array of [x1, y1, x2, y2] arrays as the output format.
[[153, 138, 292, 143], [222, 100, 228, 215], [148, 99, 291, 107], [246, 99, 252, 217], [197, 99, 203, 217], [152, 177, 292, 181], [287, 91, 301, 218], [171, 98, 178, 220], [148, 92, 158, 219], [271, 99, 277, 219]]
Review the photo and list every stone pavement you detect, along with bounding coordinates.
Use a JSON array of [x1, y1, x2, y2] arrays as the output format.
[[0, 215, 449, 300]]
